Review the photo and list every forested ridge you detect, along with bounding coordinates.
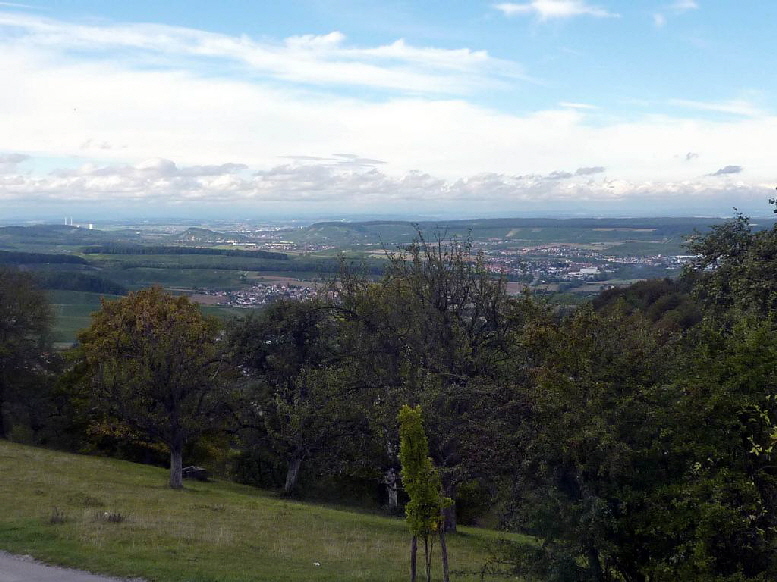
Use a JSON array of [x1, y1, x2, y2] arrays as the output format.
[[3, 213, 777, 581], [0, 250, 127, 294], [82, 244, 289, 260], [0, 249, 88, 264]]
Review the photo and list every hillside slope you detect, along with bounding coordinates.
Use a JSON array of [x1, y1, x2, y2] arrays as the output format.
[[0, 441, 515, 581]]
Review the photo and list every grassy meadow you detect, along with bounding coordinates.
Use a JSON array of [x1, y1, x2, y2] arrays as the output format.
[[0, 441, 522, 581]]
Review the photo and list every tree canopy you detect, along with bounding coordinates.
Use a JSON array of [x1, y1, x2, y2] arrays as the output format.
[[76, 286, 226, 489], [227, 298, 373, 495], [0, 266, 52, 439]]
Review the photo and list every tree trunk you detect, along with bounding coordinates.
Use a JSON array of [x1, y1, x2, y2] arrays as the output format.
[[284, 456, 303, 495], [439, 528, 449, 582], [442, 481, 457, 532], [410, 536, 417, 582], [0, 382, 6, 439], [169, 443, 184, 489], [587, 545, 604, 582], [442, 503, 456, 533], [385, 467, 399, 511], [424, 535, 431, 582]]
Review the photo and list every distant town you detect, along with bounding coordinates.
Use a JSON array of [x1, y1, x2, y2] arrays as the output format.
[[197, 281, 319, 307]]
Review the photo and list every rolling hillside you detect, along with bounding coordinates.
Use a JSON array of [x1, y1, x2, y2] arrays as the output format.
[[0, 441, 522, 581]]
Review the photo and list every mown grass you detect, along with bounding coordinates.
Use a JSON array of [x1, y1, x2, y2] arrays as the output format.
[[0, 441, 523, 581]]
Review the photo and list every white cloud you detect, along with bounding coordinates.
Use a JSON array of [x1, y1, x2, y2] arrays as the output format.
[[670, 0, 699, 12], [0, 153, 29, 174], [494, 0, 619, 20], [0, 12, 526, 94], [560, 101, 598, 109], [654, 0, 698, 27], [1, 155, 773, 216], [2, 41, 775, 187], [670, 99, 765, 117], [0, 10, 774, 215], [49, 159, 248, 179], [0, 153, 29, 164], [653, 13, 667, 27]]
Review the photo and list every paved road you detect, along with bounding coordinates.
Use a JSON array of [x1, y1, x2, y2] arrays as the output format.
[[0, 552, 144, 582]]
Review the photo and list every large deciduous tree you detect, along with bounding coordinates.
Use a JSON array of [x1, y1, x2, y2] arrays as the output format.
[[77, 286, 225, 489], [0, 267, 52, 439], [507, 307, 678, 582], [228, 298, 373, 495], [336, 232, 525, 529]]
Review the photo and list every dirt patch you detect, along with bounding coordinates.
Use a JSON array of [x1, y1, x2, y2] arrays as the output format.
[[505, 282, 529, 295], [246, 275, 318, 285]]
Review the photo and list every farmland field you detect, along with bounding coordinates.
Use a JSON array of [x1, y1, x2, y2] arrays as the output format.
[[48, 290, 251, 345]]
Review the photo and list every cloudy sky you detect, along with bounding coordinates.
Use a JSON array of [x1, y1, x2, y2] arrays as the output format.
[[1, 0, 775, 219]]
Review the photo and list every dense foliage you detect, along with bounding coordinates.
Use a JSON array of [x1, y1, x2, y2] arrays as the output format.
[[33, 270, 127, 295], [227, 297, 374, 495], [0, 267, 54, 440], [0, 250, 88, 265]]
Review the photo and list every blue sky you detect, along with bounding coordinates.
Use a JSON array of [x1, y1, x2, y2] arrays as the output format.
[[0, 0, 775, 219]]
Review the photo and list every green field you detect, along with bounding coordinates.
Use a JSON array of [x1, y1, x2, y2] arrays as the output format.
[[0, 441, 523, 581], [48, 290, 250, 345], [48, 290, 120, 345], [97, 266, 249, 290], [201, 305, 254, 321]]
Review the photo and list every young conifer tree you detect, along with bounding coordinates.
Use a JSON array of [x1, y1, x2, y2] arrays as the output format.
[[398, 404, 451, 582]]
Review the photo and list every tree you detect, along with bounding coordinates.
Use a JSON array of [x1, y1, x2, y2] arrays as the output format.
[[398, 404, 451, 582], [77, 286, 226, 489], [228, 298, 373, 495], [505, 306, 681, 582], [0, 267, 52, 439], [685, 211, 777, 318], [651, 316, 777, 580], [503, 257, 777, 581], [335, 231, 522, 529], [591, 277, 701, 332]]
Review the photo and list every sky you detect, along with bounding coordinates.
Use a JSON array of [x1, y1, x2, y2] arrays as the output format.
[[1, 0, 776, 219]]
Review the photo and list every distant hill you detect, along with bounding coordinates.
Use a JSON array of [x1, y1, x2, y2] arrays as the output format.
[[171, 227, 254, 244], [0, 224, 140, 249], [289, 216, 769, 248]]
